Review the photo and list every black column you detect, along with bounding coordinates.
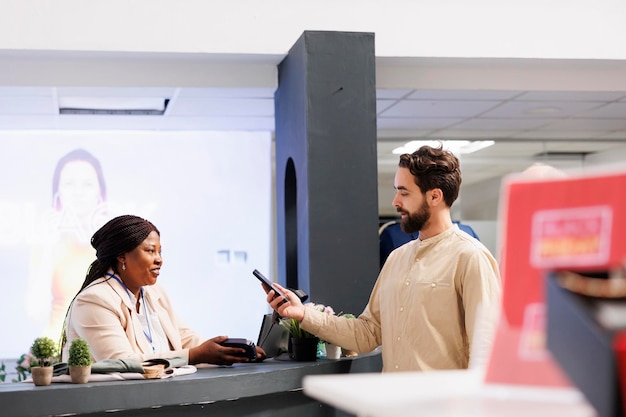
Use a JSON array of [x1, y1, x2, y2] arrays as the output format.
[[275, 31, 379, 315]]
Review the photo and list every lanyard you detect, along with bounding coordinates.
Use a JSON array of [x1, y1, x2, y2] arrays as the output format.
[[107, 273, 155, 352]]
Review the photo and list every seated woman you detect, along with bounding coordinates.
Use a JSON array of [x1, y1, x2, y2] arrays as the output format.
[[61, 214, 266, 365]]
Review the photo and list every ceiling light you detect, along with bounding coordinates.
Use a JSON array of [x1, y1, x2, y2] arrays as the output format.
[[392, 140, 495, 155], [59, 97, 170, 115]]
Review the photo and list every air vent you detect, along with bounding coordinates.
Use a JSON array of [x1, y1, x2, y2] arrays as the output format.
[[59, 97, 170, 115]]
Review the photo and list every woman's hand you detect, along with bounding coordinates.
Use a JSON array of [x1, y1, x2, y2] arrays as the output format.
[[254, 345, 267, 362], [265, 283, 306, 321], [189, 336, 253, 365]]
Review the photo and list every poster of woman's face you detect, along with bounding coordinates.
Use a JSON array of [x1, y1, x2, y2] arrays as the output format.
[[0, 130, 273, 360]]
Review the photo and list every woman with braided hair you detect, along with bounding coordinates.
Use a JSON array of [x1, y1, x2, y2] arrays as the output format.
[[61, 214, 266, 365]]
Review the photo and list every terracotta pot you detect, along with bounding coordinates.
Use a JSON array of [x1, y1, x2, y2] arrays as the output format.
[[31, 366, 53, 386], [290, 337, 318, 361], [325, 343, 342, 359], [69, 365, 91, 384]]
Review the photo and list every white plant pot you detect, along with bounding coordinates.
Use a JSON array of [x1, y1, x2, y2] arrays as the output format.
[[325, 343, 342, 359]]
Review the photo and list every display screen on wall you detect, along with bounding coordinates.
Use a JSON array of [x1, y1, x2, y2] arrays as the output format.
[[0, 130, 273, 359]]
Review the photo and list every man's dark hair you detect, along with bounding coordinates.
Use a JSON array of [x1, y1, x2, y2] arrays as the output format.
[[398, 145, 462, 207]]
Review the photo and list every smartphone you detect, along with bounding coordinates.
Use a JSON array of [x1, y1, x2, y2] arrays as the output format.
[[221, 338, 257, 361], [253, 269, 287, 300]]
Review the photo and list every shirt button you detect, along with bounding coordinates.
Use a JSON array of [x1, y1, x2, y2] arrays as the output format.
[[431, 282, 436, 288], [395, 364, 399, 369], [397, 336, 401, 341], [405, 281, 410, 286], [400, 307, 404, 312]]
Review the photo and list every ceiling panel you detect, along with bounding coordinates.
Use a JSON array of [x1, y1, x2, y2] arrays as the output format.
[[578, 102, 626, 118], [600, 131, 626, 139], [516, 91, 626, 101], [433, 129, 518, 139], [406, 90, 521, 100], [539, 118, 626, 130], [376, 89, 412, 99], [376, 99, 397, 114], [450, 118, 550, 130], [481, 101, 605, 118], [376, 117, 463, 130], [380, 100, 501, 118], [511, 129, 613, 140]]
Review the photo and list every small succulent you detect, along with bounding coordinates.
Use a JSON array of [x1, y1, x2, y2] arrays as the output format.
[[68, 338, 92, 367], [30, 337, 57, 367]]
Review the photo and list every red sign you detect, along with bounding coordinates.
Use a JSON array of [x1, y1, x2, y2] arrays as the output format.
[[485, 168, 626, 388]]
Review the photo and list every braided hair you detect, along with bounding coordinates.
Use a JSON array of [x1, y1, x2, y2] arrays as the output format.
[[81, 215, 160, 290]]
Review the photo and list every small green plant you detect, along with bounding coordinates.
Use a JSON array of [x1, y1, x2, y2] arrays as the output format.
[[30, 337, 58, 367], [0, 361, 6, 382], [68, 338, 92, 367], [279, 317, 317, 339]]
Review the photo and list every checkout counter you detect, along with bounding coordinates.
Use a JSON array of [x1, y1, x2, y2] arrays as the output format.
[[0, 352, 381, 417]]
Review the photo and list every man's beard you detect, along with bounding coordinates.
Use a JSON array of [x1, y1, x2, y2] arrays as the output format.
[[399, 200, 430, 234]]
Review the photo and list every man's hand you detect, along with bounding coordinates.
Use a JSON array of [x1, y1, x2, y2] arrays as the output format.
[[265, 283, 306, 321]]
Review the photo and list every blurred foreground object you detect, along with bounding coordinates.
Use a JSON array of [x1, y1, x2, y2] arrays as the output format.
[[486, 165, 626, 403], [547, 270, 626, 417]]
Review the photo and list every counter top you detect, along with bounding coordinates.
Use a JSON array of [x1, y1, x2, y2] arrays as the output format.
[[1, 352, 382, 417]]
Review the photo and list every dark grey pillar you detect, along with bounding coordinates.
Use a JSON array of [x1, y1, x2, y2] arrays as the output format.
[[275, 31, 379, 315]]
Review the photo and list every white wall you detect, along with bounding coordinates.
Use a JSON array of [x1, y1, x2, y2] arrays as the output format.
[[1, 0, 626, 60]]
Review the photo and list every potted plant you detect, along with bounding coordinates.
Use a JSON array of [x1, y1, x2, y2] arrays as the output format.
[[30, 337, 57, 386], [279, 317, 319, 361], [68, 338, 92, 383]]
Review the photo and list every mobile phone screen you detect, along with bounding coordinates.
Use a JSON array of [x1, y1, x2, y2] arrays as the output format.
[[253, 269, 287, 300]]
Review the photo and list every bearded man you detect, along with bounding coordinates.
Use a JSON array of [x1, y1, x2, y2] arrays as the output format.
[[266, 145, 502, 372]]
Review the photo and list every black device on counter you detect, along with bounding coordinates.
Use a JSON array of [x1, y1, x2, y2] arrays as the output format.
[[221, 338, 257, 361]]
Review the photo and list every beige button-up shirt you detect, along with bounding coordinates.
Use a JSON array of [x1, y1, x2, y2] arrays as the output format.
[[301, 226, 502, 372]]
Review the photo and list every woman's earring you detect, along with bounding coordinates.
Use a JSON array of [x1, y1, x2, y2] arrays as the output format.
[[122, 262, 126, 271]]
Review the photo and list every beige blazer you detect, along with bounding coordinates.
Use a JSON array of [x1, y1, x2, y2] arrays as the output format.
[[62, 272, 203, 364]]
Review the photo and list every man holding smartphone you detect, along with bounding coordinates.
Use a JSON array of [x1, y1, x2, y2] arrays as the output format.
[[265, 145, 502, 372]]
